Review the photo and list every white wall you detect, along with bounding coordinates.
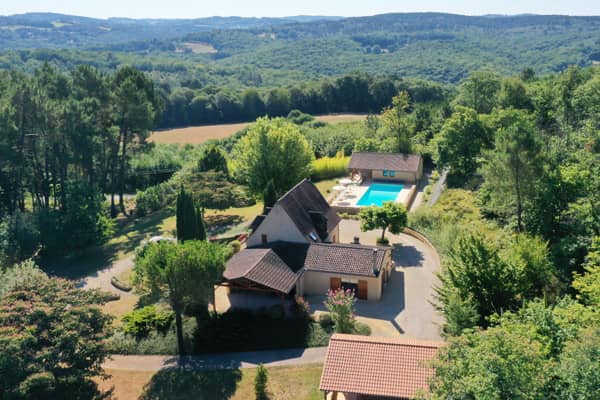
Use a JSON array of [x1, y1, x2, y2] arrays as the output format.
[[247, 204, 307, 247]]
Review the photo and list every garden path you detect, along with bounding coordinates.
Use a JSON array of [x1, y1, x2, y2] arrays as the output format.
[[104, 347, 327, 371]]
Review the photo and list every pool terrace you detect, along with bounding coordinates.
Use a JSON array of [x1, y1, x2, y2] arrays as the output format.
[[329, 180, 417, 214]]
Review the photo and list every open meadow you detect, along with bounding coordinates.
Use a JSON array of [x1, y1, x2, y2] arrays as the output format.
[[148, 114, 367, 144]]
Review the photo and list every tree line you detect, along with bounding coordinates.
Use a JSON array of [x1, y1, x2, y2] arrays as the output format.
[[159, 72, 448, 128]]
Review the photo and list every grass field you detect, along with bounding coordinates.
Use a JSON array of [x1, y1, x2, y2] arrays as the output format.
[[148, 114, 367, 144], [100, 364, 323, 400]]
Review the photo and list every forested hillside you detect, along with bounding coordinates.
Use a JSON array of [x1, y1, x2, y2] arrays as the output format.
[[0, 13, 339, 49]]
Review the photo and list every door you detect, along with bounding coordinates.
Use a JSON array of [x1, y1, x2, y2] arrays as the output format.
[[357, 280, 368, 300], [330, 277, 341, 291]]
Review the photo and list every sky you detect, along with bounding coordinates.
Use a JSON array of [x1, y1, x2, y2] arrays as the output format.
[[1, 0, 599, 19]]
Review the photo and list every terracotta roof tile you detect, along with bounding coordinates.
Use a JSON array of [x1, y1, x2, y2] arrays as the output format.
[[223, 248, 300, 294], [305, 243, 389, 277], [348, 152, 422, 172], [319, 334, 443, 399]]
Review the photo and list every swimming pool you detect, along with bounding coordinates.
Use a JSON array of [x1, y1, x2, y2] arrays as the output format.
[[357, 183, 404, 207]]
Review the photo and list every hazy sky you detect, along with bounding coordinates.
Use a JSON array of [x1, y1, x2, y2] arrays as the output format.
[[1, 0, 599, 19]]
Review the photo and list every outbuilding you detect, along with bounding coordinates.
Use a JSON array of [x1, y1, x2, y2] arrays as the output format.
[[348, 152, 423, 183]]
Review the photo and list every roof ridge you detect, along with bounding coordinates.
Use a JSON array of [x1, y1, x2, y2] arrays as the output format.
[[275, 178, 311, 205], [330, 333, 444, 348], [311, 242, 389, 250]]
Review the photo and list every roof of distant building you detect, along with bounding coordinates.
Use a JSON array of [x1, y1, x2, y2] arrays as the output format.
[[348, 152, 422, 172]]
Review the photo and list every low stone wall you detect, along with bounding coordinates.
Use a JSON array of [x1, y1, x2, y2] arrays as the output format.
[[403, 227, 441, 265], [404, 184, 417, 210]]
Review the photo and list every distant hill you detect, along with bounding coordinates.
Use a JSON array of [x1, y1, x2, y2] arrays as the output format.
[[0, 12, 342, 49], [1, 12, 600, 83]]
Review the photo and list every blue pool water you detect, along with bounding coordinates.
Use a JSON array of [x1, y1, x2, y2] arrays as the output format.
[[357, 183, 404, 207]]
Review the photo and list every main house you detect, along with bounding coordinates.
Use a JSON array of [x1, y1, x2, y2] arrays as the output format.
[[222, 179, 393, 301], [348, 152, 423, 183], [320, 334, 443, 400]]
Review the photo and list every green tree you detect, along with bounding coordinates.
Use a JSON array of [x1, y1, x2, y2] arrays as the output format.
[[176, 186, 205, 242], [262, 179, 278, 211], [572, 237, 600, 307], [198, 144, 228, 175], [133, 240, 226, 356], [112, 66, 162, 216], [479, 109, 543, 231], [437, 234, 520, 325], [381, 91, 414, 153], [0, 264, 113, 400], [498, 77, 532, 110], [230, 117, 313, 195], [359, 201, 407, 244], [557, 327, 600, 400], [265, 88, 290, 117], [430, 327, 549, 399], [453, 70, 501, 114], [432, 106, 489, 185], [254, 364, 269, 400]]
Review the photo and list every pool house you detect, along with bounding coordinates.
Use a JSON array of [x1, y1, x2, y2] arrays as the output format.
[[330, 152, 422, 213]]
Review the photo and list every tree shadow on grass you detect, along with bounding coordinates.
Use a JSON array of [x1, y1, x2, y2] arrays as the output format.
[[139, 368, 242, 400], [40, 209, 173, 280]]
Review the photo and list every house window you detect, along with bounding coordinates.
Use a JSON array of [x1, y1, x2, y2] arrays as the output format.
[[390, 171, 396, 177], [383, 170, 388, 176]]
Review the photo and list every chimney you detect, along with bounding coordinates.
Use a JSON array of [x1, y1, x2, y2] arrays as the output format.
[[372, 248, 379, 275], [353, 236, 360, 244], [261, 234, 268, 244]]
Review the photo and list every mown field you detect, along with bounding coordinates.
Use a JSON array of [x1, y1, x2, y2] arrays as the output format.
[[148, 114, 367, 144], [99, 364, 323, 400]]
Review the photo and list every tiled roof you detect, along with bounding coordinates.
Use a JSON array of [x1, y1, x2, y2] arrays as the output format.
[[223, 242, 390, 293], [319, 334, 442, 399], [348, 152, 422, 172], [277, 179, 341, 241], [305, 243, 389, 277], [223, 248, 301, 294]]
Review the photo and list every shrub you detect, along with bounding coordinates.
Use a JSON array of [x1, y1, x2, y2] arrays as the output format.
[[311, 155, 350, 181], [324, 288, 357, 333], [254, 364, 269, 400], [318, 313, 334, 329], [291, 296, 311, 318], [230, 240, 241, 254], [122, 305, 174, 338], [354, 322, 372, 336]]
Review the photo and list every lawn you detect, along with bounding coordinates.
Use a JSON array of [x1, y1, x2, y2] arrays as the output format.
[[148, 114, 366, 145], [100, 364, 323, 400]]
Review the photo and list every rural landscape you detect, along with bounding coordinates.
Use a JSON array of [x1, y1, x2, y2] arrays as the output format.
[[0, 2, 599, 400]]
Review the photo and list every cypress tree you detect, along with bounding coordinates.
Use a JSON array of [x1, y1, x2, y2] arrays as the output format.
[[196, 206, 207, 241], [176, 186, 186, 241], [263, 179, 278, 213]]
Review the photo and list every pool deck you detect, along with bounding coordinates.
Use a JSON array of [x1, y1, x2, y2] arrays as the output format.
[[330, 180, 416, 213]]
